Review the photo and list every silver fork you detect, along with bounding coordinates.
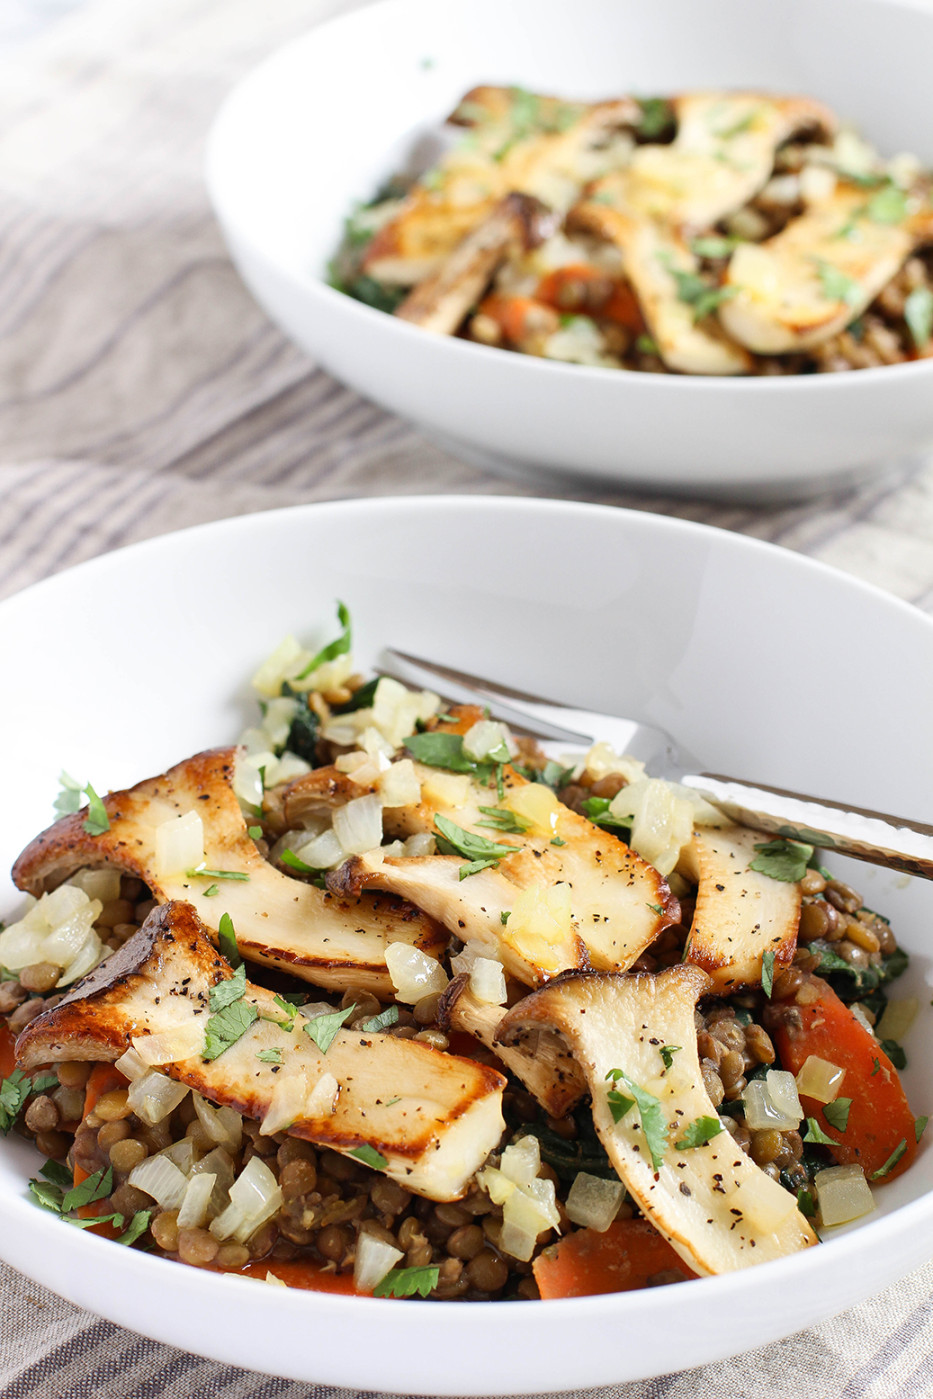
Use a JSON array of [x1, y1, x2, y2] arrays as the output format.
[[382, 648, 933, 881]]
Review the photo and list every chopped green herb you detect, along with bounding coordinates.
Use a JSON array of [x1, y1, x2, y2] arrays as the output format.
[[186, 864, 250, 882], [691, 235, 740, 259], [500, 910, 511, 925], [384, 1096, 402, 1108], [434, 814, 515, 880], [866, 184, 908, 224], [761, 951, 776, 1000], [905, 285, 933, 349], [803, 1116, 837, 1146], [53, 771, 84, 817], [750, 838, 814, 883], [333, 677, 380, 714], [350, 1144, 388, 1170], [360, 1006, 400, 1033], [209, 963, 247, 1012], [269, 993, 300, 1032], [82, 783, 110, 836], [295, 601, 352, 679], [871, 1057, 881, 1076], [304, 1004, 356, 1054], [280, 849, 321, 876], [659, 1045, 681, 1071], [257, 1047, 283, 1065], [53, 772, 111, 834], [674, 1116, 723, 1150], [915, 1115, 929, 1143], [0, 1070, 58, 1135], [838, 167, 888, 189], [871, 1139, 907, 1180], [115, 1210, 152, 1246], [216, 912, 242, 969], [40, 1160, 73, 1189], [202, 884, 220, 898], [647, 902, 664, 916], [635, 97, 673, 138], [714, 107, 761, 139], [659, 254, 738, 321], [436, 712, 460, 723], [605, 1069, 667, 1171], [797, 1187, 817, 1217], [882, 1038, 907, 1070], [374, 1264, 440, 1298], [823, 1097, 853, 1133], [247, 825, 263, 839], [406, 732, 493, 779], [476, 805, 531, 835], [536, 760, 576, 790], [606, 1087, 636, 1124], [62, 1165, 113, 1213], [203, 1000, 259, 1061], [814, 259, 862, 308], [581, 796, 631, 831]]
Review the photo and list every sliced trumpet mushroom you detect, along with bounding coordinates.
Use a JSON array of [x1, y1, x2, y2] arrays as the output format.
[[720, 184, 933, 353], [395, 194, 557, 336], [364, 98, 638, 285], [496, 967, 817, 1275], [12, 747, 446, 996], [682, 825, 801, 992], [568, 206, 750, 374], [15, 901, 505, 1202], [437, 973, 586, 1117]]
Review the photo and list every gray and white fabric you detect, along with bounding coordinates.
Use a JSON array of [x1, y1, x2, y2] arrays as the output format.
[[2, 1, 933, 1394]]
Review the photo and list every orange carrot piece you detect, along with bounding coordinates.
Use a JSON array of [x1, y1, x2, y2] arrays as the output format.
[[602, 281, 645, 332], [771, 973, 918, 1181], [0, 1023, 16, 1079], [533, 1219, 696, 1299], [535, 265, 645, 332], [71, 1063, 130, 1237], [223, 1259, 360, 1295], [476, 293, 558, 346]]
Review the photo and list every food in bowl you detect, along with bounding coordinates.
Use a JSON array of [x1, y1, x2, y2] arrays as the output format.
[[330, 86, 933, 376], [0, 607, 924, 1300]]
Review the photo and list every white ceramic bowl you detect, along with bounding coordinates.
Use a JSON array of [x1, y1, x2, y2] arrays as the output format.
[[1, 496, 932, 1390], [205, 0, 933, 502]]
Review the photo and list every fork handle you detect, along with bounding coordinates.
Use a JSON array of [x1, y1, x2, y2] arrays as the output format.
[[683, 773, 933, 880]]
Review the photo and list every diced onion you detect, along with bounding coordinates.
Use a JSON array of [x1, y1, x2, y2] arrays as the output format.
[[288, 826, 345, 871], [815, 1164, 875, 1227], [265, 1271, 287, 1287], [385, 943, 448, 1003], [742, 1074, 802, 1132], [371, 677, 440, 748], [477, 1166, 516, 1207], [504, 783, 561, 838], [132, 1022, 206, 1067], [354, 1232, 405, 1293], [795, 1055, 846, 1104], [469, 957, 507, 1006], [579, 742, 646, 786], [0, 884, 103, 986], [358, 726, 396, 761], [850, 1002, 875, 1035], [69, 868, 122, 903], [154, 811, 205, 878], [500, 1178, 560, 1260], [260, 1074, 308, 1137], [127, 1069, 189, 1124], [450, 940, 486, 977], [306, 1072, 339, 1118], [251, 635, 307, 698], [500, 1136, 541, 1187], [404, 833, 436, 857], [736, 1171, 798, 1231], [176, 1172, 217, 1229], [609, 779, 694, 877], [210, 1155, 283, 1243], [420, 771, 472, 810], [261, 696, 299, 751], [128, 1153, 188, 1209], [332, 794, 383, 856], [114, 1046, 148, 1082], [158, 1137, 197, 1176], [190, 1146, 236, 1214], [193, 1092, 243, 1151], [272, 753, 312, 785], [462, 720, 514, 762], [566, 1172, 625, 1232], [58, 933, 103, 987], [378, 759, 421, 809], [764, 1069, 802, 1122], [233, 752, 265, 811], [503, 883, 573, 972], [876, 998, 918, 1045]]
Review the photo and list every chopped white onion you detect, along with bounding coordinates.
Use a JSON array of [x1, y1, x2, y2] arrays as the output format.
[[579, 742, 646, 786], [370, 677, 440, 748], [128, 1153, 188, 1210], [816, 1164, 875, 1227], [176, 1171, 217, 1229], [261, 696, 300, 751], [500, 1136, 541, 1187], [462, 720, 514, 762], [404, 833, 436, 858], [306, 1072, 339, 1118], [743, 1074, 802, 1132], [384, 943, 448, 1003], [354, 1232, 405, 1293], [469, 957, 507, 1006], [477, 1165, 517, 1207], [565, 1172, 625, 1232], [850, 1002, 876, 1035], [154, 811, 205, 878], [450, 940, 486, 977], [503, 883, 573, 970], [58, 933, 104, 987], [358, 726, 396, 761], [419, 771, 472, 810], [380, 840, 406, 858], [609, 778, 694, 877], [0, 884, 103, 986], [69, 868, 122, 903], [193, 1092, 243, 1152], [251, 635, 307, 698], [233, 752, 265, 811], [876, 998, 918, 1045], [795, 1055, 846, 1104], [260, 1073, 308, 1137], [127, 1069, 189, 1124], [272, 753, 312, 785], [735, 1171, 798, 1232], [189, 1146, 236, 1214], [114, 1046, 148, 1082], [378, 759, 421, 809], [210, 1155, 283, 1244], [504, 783, 561, 837], [265, 1271, 287, 1287], [132, 1022, 206, 1067], [288, 826, 345, 871], [158, 1137, 197, 1176], [332, 794, 383, 856], [500, 1177, 560, 1260]]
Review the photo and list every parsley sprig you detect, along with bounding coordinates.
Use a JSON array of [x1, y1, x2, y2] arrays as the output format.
[[605, 1069, 667, 1171], [749, 838, 813, 883], [304, 1004, 356, 1054], [433, 815, 516, 880], [202, 968, 258, 1061], [0, 1069, 59, 1134], [54, 773, 110, 835], [295, 600, 352, 679], [28, 1161, 151, 1243], [374, 1264, 439, 1298]]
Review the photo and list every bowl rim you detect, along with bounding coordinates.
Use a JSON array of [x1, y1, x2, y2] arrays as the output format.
[[204, 0, 933, 397]]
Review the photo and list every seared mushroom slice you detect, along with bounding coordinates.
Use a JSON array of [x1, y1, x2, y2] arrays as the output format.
[[395, 194, 556, 336], [16, 901, 505, 1202], [720, 185, 933, 353], [12, 747, 446, 996], [682, 825, 800, 992], [497, 967, 817, 1274], [437, 973, 586, 1118]]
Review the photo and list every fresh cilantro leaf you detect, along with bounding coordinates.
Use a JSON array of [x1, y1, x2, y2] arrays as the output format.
[[803, 1116, 837, 1146], [40, 1159, 74, 1189], [257, 1047, 283, 1065], [606, 1088, 636, 1124], [186, 864, 249, 881], [659, 254, 737, 321], [871, 1139, 907, 1180], [823, 1097, 853, 1133], [674, 1116, 723, 1150], [761, 951, 776, 1000], [881, 1038, 907, 1070], [82, 784, 110, 836], [203, 1000, 259, 1060], [360, 1006, 400, 1033], [28, 1178, 65, 1214], [750, 838, 814, 883], [550, 836, 566, 847], [62, 1165, 113, 1213], [605, 1069, 667, 1170], [538, 760, 575, 790], [871, 1057, 881, 1076], [303, 1004, 356, 1054], [268, 993, 301, 1033], [476, 805, 531, 835], [433, 815, 514, 880], [635, 333, 659, 355], [203, 885, 220, 898], [374, 1264, 439, 1298], [217, 912, 242, 969], [581, 797, 631, 831], [295, 600, 352, 679], [916, 1115, 929, 1143], [647, 902, 663, 915], [115, 1209, 152, 1246], [905, 286, 933, 349], [350, 1144, 387, 1170], [500, 910, 511, 925], [866, 184, 908, 224], [384, 1096, 402, 1108], [691, 235, 740, 259], [797, 1187, 817, 1217], [814, 259, 862, 308], [280, 849, 323, 876], [837, 167, 888, 189], [0, 1070, 57, 1135], [635, 97, 673, 138], [406, 732, 492, 778], [659, 1045, 681, 1071], [247, 825, 263, 839], [53, 771, 84, 817], [209, 963, 247, 1012]]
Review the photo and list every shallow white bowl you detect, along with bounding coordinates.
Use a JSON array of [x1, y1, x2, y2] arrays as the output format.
[[1, 497, 933, 1389], [206, 0, 933, 502]]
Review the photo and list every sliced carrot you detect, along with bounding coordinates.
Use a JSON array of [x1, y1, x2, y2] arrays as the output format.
[[71, 1062, 130, 1237], [0, 1022, 16, 1079], [427, 703, 487, 738], [533, 1219, 696, 1299], [771, 973, 917, 1181], [602, 281, 646, 332], [224, 1259, 360, 1295], [535, 265, 645, 332], [476, 293, 559, 346]]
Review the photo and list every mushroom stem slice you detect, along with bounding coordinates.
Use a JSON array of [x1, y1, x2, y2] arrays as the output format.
[[12, 747, 446, 995], [15, 901, 505, 1202], [496, 966, 817, 1275], [682, 825, 801, 992], [437, 973, 586, 1118]]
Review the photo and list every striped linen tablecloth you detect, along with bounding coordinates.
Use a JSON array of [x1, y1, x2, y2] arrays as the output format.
[[3, 1, 933, 1395]]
